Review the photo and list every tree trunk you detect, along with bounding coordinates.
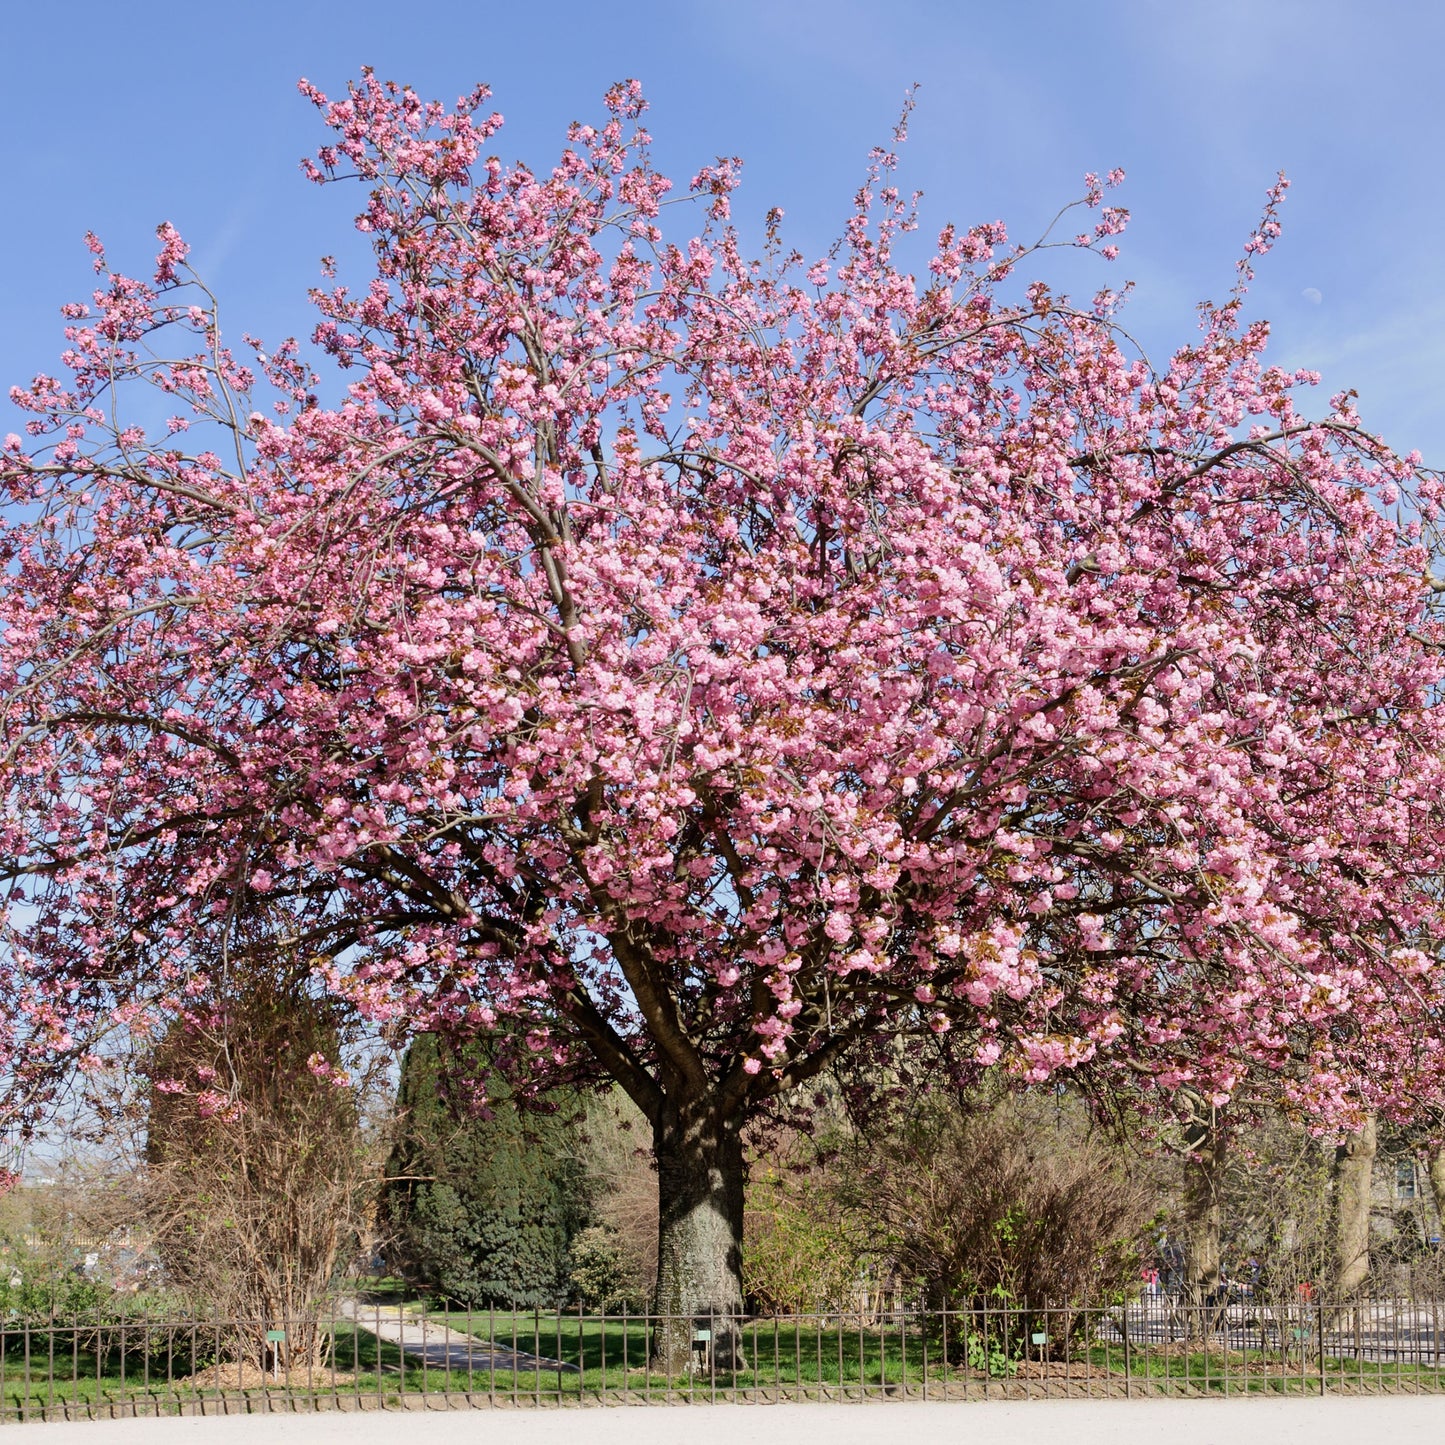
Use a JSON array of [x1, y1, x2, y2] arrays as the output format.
[[1428, 1145, 1445, 1242], [1333, 1114, 1377, 1299], [1180, 1120, 1225, 1336], [650, 1099, 747, 1374]]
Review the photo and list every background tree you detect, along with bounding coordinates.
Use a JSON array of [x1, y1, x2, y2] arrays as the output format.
[[1430, 1144, 1445, 1236], [383, 1034, 585, 1307], [1177, 1107, 1227, 1329], [5, 74, 1445, 1372], [845, 1091, 1156, 1356], [742, 1122, 863, 1317], [1330, 1114, 1378, 1300], [569, 1089, 658, 1308], [1196, 1111, 1332, 1307], [143, 952, 385, 1372]]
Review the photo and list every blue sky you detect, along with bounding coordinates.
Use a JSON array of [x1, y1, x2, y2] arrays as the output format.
[[2, 0, 1442, 457]]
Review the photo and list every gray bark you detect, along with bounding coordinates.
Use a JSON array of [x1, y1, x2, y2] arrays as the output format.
[[1181, 1119, 1225, 1334], [1333, 1114, 1377, 1298], [650, 1099, 748, 1373]]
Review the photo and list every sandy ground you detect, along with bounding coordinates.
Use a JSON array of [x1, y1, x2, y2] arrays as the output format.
[[20, 1396, 1445, 1445]]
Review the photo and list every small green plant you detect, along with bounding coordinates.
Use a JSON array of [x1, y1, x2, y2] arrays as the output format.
[[961, 1284, 1021, 1376], [0, 1271, 112, 1325], [965, 1328, 1020, 1378], [567, 1225, 644, 1311], [993, 1206, 1026, 1249]]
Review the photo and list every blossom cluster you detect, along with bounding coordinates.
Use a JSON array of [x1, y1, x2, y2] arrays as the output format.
[[2, 74, 1444, 1144]]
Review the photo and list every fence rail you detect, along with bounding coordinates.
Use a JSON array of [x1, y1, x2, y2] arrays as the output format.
[[4, 1292, 1445, 1421]]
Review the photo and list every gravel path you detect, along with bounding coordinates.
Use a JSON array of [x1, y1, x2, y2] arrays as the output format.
[[339, 1301, 580, 1374]]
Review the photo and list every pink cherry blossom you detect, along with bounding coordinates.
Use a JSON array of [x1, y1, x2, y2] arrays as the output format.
[[3, 73, 1445, 1322]]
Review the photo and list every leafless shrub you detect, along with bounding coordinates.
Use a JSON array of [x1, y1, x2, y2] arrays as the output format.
[[848, 1092, 1157, 1354], [144, 963, 392, 1369]]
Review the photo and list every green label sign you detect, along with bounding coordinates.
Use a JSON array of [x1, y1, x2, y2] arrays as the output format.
[[265, 1329, 286, 1343]]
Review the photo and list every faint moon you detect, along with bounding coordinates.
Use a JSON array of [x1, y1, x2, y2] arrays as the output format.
[[1302, 287, 1323, 304]]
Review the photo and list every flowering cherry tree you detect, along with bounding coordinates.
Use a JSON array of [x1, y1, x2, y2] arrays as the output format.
[[4, 73, 1445, 1362]]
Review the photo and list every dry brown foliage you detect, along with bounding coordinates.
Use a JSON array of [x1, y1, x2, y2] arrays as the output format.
[[144, 963, 391, 1369], [849, 1092, 1156, 1342], [180, 1361, 360, 1390]]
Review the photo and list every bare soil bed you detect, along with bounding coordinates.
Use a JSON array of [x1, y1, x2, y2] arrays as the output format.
[[178, 1361, 361, 1390]]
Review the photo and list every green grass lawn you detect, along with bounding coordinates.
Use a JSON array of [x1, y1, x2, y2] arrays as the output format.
[[342, 1309, 1445, 1399], [5, 1313, 1445, 1418], [0, 1324, 434, 1420]]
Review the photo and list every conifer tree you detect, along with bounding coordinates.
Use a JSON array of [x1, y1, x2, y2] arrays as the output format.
[[384, 1036, 585, 1307]]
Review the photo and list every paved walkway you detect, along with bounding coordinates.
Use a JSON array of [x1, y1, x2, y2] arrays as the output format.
[[23, 1396, 1445, 1445], [339, 1302, 579, 1374]]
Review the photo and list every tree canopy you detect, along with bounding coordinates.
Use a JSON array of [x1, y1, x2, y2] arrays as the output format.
[[3, 73, 1445, 1348]]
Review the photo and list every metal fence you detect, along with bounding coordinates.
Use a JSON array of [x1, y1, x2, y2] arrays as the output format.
[[4, 1291, 1445, 1421]]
